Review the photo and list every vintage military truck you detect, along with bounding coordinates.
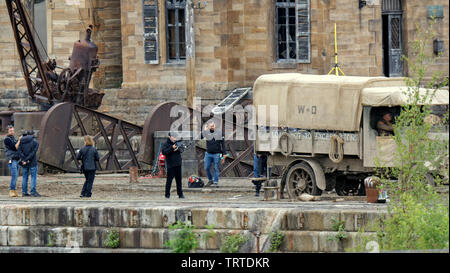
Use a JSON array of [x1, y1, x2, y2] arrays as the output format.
[[253, 73, 448, 198]]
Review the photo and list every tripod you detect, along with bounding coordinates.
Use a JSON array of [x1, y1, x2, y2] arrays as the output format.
[[328, 23, 345, 76]]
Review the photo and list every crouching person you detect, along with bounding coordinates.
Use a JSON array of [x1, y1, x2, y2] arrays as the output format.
[[162, 132, 184, 199], [77, 135, 99, 198]]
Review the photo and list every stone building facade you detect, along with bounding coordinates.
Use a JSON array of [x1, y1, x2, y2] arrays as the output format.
[[0, 0, 448, 125]]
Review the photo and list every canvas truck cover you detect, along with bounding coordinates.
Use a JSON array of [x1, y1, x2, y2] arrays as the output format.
[[361, 87, 449, 106], [253, 73, 408, 132]]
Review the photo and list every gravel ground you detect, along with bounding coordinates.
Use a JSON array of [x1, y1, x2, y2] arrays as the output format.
[[1, 173, 446, 204], [0, 173, 266, 201]]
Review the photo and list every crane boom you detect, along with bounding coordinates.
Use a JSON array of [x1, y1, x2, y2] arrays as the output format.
[[5, 0, 104, 109], [5, 0, 53, 106]]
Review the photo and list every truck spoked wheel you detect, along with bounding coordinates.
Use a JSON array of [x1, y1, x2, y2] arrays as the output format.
[[335, 177, 365, 196], [286, 162, 321, 199]]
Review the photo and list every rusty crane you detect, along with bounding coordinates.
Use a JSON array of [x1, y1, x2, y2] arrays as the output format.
[[5, 0, 104, 109]]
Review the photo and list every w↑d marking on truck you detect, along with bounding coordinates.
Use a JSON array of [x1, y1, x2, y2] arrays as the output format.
[[298, 105, 317, 114]]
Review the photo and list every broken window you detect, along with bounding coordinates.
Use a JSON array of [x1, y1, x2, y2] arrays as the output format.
[[166, 0, 186, 62], [275, 0, 310, 63], [143, 0, 159, 64]]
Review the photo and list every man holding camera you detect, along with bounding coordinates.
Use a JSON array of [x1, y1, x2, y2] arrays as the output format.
[[161, 132, 185, 199]]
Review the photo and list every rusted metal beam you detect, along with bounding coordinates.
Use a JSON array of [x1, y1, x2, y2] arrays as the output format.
[[118, 120, 140, 168], [38, 103, 143, 173], [220, 145, 254, 176], [93, 112, 121, 170]]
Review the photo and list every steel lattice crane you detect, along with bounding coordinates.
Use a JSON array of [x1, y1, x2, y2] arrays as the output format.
[[5, 0, 104, 109]]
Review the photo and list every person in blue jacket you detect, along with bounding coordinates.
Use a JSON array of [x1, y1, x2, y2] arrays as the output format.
[[18, 130, 40, 197]]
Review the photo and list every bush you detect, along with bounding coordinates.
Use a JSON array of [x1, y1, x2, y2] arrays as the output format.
[[267, 231, 285, 253], [104, 230, 120, 249], [361, 19, 450, 252], [165, 221, 199, 253], [377, 194, 449, 250], [220, 233, 247, 253], [328, 218, 348, 242]]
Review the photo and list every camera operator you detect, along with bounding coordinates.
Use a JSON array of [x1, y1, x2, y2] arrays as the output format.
[[161, 132, 185, 199]]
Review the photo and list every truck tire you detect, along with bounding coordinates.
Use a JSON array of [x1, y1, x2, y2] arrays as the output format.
[[280, 167, 289, 199], [285, 162, 322, 199]]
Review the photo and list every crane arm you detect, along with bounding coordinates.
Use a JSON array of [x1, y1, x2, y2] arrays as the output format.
[[5, 0, 54, 106]]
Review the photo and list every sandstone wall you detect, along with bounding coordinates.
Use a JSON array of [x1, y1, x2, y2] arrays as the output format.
[[0, 0, 448, 125], [403, 0, 449, 82], [0, 0, 122, 111]]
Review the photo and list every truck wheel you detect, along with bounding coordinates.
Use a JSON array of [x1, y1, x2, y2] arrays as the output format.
[[335, 176, 363, 196], [286, 162, 322, 198], [280, 167, 289, 199]]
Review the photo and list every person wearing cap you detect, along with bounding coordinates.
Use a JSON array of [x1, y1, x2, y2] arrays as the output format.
[[161, 132, 184, 199], [3, 125, 21, 197], [377, 112, 394, 136], [18, 130, 40, 197]]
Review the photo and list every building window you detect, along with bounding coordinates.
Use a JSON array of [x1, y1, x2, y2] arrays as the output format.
[[166, 0, 186, 62], [143, 0, 159, 64], [26, 0, 47, 59], [275, 0, 310, 63]]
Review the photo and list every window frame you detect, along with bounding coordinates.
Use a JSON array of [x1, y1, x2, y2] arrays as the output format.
[[165, 0, 186, 63], [143, 0, 159, 64], [275, 0, 311, 64]]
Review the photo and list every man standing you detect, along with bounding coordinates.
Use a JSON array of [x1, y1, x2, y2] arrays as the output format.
[[161, 132, 185, 199], [76, 135, 100, 198], [4, 125, 21, 197], [18, 130, 40, 197], [203, 122, 227, 187]]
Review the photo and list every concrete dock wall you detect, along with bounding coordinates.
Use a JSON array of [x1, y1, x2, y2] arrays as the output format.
[[0, 203, 386, 252]]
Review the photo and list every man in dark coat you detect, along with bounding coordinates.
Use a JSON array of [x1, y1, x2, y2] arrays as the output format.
[[18, 130, 40, 197], [161, 132, 184, 199], [4, 125, 21, 197]]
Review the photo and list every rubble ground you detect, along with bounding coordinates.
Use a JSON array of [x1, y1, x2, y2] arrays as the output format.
[[0, 173, 368, 204]]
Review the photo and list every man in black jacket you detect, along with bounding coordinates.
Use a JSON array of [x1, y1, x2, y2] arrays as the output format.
[[4, 125, 21, 197], [18, 130, 40, 197], [76, 135, 100, 198], [161, 132, 184, 199], [202, 122, 227, 187]]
